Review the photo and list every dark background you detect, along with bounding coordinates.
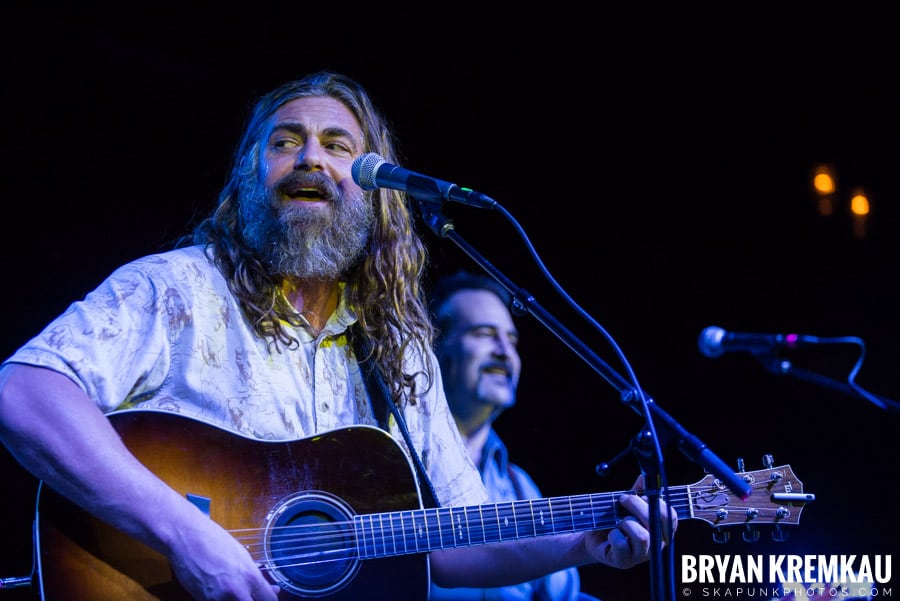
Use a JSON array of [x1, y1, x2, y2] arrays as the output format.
[[2, 6, 898, 600]]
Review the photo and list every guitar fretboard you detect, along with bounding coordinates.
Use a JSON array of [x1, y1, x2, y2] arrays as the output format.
[[354, 489, 689, 559]]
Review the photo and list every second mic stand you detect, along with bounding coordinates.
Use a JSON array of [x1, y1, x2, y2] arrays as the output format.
[[757, 354, 899, 413]]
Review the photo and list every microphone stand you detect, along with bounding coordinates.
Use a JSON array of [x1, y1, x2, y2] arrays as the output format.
[[758, 355, 900, 413], [418, 203, 751, 601]]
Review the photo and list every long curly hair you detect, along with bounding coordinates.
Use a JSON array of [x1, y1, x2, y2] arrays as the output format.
[[182, 71, 434, 405]]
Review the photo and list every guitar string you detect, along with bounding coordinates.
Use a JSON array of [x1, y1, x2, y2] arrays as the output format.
[[218, 478, 797, 571], [239, 489, 664, 568], [239, 488, 756, 570]]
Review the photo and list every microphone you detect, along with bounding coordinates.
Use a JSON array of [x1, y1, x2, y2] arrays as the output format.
[[698, 325, 821, 358], [351, 153, 496, 209]]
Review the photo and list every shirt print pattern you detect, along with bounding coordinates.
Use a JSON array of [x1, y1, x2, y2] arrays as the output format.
[[3, 245, 487, 509]]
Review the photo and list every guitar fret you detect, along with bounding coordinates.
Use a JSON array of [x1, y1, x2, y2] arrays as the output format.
[[376, 514, 386, 556], [436, 507, 451, 548], [464, 505, 484, 545], [387, 512, 399, 555], [530, 498, 553, 536], [519, 499, 537, 537], [372, 514, 383, 557], [598, 492, 620, 527], [414, 510, 425, 551], [455, 507, 470, 546], [482, 503, 499, 543], [356, 515, 372, 559], [441, 507, 467, 547], [425, 507, 441, 550], [402, 510, 422, 553], [572, 494, 596, 530], [496, 501, 517, 540], [387, 512, 398, 554], [550, 497, 573, 532]]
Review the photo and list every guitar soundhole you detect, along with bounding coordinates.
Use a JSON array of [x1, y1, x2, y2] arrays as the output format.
[[263, 491, 360, 597]]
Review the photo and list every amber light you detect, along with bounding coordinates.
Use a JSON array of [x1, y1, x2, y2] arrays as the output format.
[[812, 164, 837, 216], [850, 188, 871, 239]]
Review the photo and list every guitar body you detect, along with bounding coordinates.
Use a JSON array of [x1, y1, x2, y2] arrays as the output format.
[[35, 411, 428, 600]]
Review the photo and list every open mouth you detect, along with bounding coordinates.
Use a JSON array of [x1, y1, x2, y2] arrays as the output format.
[[283, 185, 330, 202], [482, 365, 510, 378]]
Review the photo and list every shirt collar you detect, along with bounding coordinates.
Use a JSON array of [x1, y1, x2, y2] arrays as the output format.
[[480, 427, 509, 474]]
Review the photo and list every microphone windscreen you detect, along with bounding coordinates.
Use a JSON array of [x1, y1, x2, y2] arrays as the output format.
[[697, 326, 726, 358], [351, 153, 384, 190]]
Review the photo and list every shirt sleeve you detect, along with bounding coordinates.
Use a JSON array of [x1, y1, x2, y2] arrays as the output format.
[[2, 257, 175, 412]]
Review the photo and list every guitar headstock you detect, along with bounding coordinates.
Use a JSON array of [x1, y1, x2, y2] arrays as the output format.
[[688, 463, 814, 530]]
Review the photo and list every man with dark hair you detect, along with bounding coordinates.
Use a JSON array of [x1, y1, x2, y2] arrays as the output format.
[[429, 270, 602, 601]]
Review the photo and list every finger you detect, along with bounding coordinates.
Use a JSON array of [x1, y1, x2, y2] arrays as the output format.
[[616, 516, 650, 554], [618, 494, 650, 526], [604, 524, 633, 567], [618, 495, 677, 547], [619, 493, 679, 537], [658, 500, 678, 542], [605, 520, 655, 569]]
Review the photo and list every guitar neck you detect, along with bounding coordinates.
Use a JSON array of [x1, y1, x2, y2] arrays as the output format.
[[354, 487, 689, 558]]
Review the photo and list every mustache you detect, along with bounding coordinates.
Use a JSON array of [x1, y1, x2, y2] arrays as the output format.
[[274, 170, 340, 202]]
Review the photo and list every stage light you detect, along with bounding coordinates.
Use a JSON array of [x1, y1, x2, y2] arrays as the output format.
[[850, 188, 870, 239], [811, 164, 837, 216]]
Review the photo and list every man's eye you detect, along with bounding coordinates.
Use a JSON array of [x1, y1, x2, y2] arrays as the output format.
[[273, 138, 300, 150], [325, 142, 352, 154]]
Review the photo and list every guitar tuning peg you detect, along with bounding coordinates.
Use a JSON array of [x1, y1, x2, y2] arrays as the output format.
[[742, 525, 760, 543], [712, 527, 731, 544], [762, 454, 774, 468], [736, 457, 745, 472], [771, 524, 789, 543]]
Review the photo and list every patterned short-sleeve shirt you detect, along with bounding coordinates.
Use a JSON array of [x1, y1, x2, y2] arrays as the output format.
[[3, 245, 487, 509]]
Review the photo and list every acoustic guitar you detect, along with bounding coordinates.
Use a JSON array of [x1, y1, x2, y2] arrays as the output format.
[[34, 410, 813, 600]]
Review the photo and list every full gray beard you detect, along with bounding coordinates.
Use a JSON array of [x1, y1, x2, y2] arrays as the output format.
[[238, 178, 374, 280]]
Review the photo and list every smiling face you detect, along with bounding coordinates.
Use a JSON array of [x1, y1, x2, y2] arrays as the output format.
[[237, 96, 375, 279], [435, 288, 521, 431]]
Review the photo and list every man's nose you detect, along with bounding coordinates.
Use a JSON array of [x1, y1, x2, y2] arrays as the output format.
[[294, 143, 324, 171], [493, 335, 516, 358]]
